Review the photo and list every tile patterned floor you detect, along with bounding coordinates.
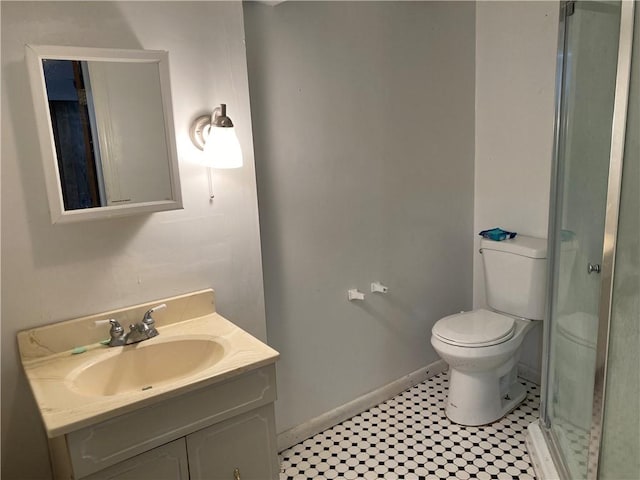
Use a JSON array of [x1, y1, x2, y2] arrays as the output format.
[[279, 372, 539, 480]]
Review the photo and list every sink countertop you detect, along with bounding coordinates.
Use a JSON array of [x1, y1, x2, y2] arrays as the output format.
[[18, 290, 279, 438]]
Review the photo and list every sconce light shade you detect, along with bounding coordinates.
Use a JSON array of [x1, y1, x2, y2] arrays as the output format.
[[203, 124, 243, 169], [190, 104, 243, 169]]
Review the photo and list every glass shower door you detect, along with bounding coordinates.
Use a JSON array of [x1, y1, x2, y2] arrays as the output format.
[[544, 1, 622, 478]]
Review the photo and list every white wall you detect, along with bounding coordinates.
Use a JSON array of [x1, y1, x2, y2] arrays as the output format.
[[1, 2, 265, 477], [474, 1, 559, 377], [244, 1, 476, 434]]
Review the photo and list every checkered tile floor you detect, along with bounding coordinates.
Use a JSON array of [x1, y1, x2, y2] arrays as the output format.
[[279, 372, 539, 479]]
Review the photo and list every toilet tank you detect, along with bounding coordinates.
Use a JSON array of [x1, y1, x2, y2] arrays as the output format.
[[481, 235, 547, 320]]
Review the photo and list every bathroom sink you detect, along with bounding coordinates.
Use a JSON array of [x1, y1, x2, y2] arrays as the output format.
[[19, 290, 280, 437], [68, 338, 225, 396]]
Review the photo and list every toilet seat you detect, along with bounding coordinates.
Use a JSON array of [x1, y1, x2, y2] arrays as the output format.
[[432, 309, 515, 347]]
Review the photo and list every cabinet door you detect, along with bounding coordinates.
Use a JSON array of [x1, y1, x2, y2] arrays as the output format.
[[83, 438, 189, 480], [186, 404, 279, 480]]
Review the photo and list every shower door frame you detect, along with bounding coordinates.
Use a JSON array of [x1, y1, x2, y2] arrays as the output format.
[[539, 1, 636, 479]]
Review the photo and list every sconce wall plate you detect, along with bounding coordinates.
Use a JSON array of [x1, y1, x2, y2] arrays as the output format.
[[190, 115, 212, 151]]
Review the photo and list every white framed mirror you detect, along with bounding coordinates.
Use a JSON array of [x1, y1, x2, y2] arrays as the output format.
[[26, 45, 182, 224]]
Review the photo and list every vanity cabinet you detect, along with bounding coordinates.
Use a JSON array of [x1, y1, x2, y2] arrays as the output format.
[[49, 365, 279, 480], [187, 404, 278, 480], [19, 290, 280, 480], [84, 439, 189, 480], [83, 405, 276, 480]]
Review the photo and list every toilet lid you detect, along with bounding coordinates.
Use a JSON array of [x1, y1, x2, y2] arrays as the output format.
[[432, 309, 516, 347]]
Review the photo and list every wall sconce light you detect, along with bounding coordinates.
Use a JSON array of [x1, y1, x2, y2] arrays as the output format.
[[190, 104, 243, 198], [190, 104, 243, 169]]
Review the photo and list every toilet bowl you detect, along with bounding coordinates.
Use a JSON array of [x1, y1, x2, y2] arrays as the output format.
[[430, 234, 547, 426], [431, 309, 534, 426]]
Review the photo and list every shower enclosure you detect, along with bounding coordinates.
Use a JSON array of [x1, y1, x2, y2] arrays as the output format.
[[529, 1, 638, 479]]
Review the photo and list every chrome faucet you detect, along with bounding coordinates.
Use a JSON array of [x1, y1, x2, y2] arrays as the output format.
[[97, 304, 166, 347]]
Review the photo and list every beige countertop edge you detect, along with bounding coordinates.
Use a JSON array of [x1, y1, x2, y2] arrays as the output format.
[[20, 312, 279, 438], [42, 354, 279, 438]]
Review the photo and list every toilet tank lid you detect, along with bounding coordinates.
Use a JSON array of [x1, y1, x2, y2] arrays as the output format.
[[480, 235, 547, 259]]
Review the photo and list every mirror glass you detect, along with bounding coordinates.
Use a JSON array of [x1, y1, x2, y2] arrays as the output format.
[[27, 45, 182, 223]]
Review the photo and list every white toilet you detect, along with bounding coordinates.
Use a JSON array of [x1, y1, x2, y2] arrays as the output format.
[[431, 234, 547, 426]]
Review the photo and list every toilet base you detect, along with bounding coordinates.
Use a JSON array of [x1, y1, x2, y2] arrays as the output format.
[[445, 368, 527, 426]]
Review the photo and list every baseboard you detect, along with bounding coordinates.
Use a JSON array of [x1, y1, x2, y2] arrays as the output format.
[[277, 360, 448, 452], [518, 362, 541, 385], [526, 421, 561, 480]]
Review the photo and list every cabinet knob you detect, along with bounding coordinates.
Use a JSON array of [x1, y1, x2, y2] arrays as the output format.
[[587, 263, 601, 274], [233, 468, 241, 480]]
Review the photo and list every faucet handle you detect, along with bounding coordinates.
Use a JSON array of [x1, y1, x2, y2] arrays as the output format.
[[142, 303, 166, 325], [140, 304, 165, 340], [95, 318, 121, 328], [95, 319, 124, 339]]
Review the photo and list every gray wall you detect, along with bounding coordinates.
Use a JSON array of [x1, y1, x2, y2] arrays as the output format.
[[474, 1, 559, 377], [1, 2, 265, 477], [244, 1, 476, 434]]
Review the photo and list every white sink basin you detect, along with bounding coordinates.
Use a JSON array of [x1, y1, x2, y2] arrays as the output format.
[[68, 338, 225, 396]]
